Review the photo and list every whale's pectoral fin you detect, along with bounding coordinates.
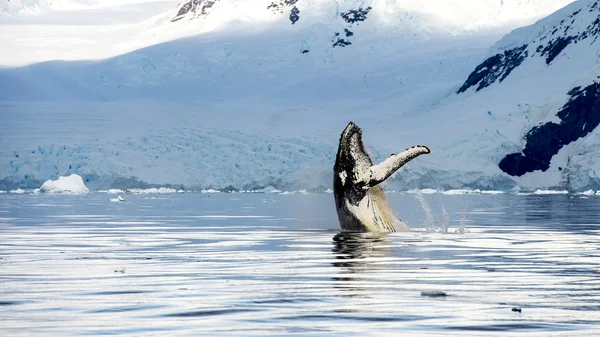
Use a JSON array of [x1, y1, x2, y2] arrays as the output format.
[[358, 145, 430, 188]]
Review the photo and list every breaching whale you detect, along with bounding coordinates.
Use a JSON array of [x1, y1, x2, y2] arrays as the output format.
[[333, 122, 430, 232]]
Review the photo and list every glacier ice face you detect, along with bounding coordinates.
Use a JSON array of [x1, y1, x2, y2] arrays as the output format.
[[39, 174, 89, 194], [0, 123, 336, 191]]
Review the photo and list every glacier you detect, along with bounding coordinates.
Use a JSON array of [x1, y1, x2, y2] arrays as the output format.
[[4, 0, 599, 192]]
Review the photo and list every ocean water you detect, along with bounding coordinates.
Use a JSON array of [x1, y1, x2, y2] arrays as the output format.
[[1, 192, 599, 336]]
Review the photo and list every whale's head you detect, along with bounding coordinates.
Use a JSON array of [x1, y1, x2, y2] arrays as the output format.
[[334, 122, 373, 187]]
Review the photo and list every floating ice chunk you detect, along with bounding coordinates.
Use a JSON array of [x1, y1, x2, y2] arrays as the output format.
[[443, 189, 480, 195], [177, 189, 185, 193], [156, 187, 177, 194], [481, 190, 504, 195], [254, 186, 281, 193], [110, 196, 125, 202], [579, 190, 596, 196], [0, 190, 6, 194], [39, 174, 89, 194], [128, 187, 177, 194], [325, 188, 333, 193], [533, 190, 568, 195], [99, 189, 126, 194], [406, 189, 437, 194], [9, 188, 26, 194], [200, 189, 220, 193]]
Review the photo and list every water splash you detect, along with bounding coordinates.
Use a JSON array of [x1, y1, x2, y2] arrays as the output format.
[[456, 202, 470, 234], [441, 206, 450, 233], [414, 190, 435, 230], [403, 166, 439, 231], [402, 166, 466, 234]]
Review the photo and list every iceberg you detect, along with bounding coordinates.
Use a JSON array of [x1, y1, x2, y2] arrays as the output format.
[[39, 174, 89, 194]]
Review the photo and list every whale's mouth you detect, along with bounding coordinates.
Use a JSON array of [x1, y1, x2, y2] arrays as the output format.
[[336, 122, 370, 171], [340, 122, 363, 148], [342, 122, 362, 139]]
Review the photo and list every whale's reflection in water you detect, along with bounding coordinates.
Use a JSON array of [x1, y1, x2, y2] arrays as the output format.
[[331, 232, 393, 300], [332, 232, 390, 268]]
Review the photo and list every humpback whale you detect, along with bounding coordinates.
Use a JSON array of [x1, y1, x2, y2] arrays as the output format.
[[333, 122, 430, 232]]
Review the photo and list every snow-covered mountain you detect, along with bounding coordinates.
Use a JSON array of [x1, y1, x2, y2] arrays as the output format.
[[3, 0, 597, 192], [420, 0, 600, 191], [1, 0, 79, 15], [0, 0, 173, 15]]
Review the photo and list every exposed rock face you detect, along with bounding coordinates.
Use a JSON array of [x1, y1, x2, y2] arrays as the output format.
[[332, 7, 371, 48], [267, 0, 299, 14], [171, 1, 374, 49], [266, 1, 300, 25], [499, 83, 600, 176], [458, 1, 600, 94], [456, 45, 528, 94], [171, 0, 220, 22], [340, 7, 372, 24]]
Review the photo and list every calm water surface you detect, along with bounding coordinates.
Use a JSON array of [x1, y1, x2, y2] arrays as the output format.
[[1, 192, 599, 336]]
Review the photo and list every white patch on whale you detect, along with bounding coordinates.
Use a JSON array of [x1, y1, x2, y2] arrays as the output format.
[[339, 170, 347, 186]]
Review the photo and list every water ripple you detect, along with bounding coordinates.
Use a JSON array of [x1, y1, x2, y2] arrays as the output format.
[[0, 193, 599, 336]]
